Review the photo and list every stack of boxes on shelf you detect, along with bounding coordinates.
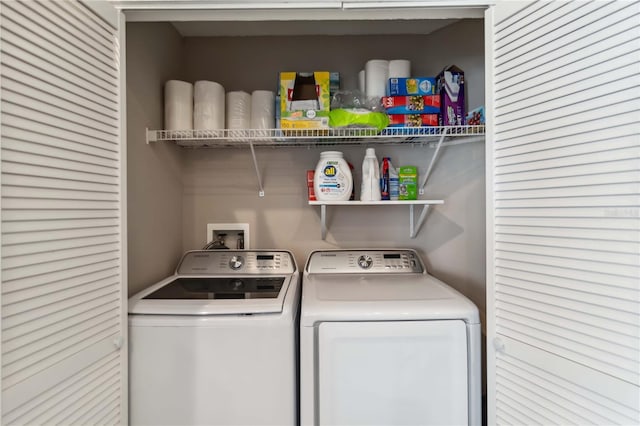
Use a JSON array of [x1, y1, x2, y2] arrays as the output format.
[[383, 77, 440, 127], [382, 65, 466, 128]]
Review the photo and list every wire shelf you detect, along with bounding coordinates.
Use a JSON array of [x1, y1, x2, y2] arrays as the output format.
[[146, 125, 485, 147]]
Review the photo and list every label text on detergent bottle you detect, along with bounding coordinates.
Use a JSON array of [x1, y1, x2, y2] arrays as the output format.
[[320, 162, 343, 191]]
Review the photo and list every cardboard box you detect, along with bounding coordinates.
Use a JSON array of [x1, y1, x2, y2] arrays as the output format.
[[307, 170, 316, 201], [330, 72, 340, 97], [466, 106, 484, 125], [398, 166, 418, 200], [437, 65, 465, 126], [387, 114, 439, 127], [382, 95, 440, 114], [280, 71, 331, 129], [387, 77, 437, 96]]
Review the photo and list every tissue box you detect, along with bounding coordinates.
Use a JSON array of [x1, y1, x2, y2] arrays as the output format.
[[387, 77, 437, 96], [437, 65, 465, 126], [280, 71, 331, 129], [382, 95, 440, 114], [387, 114, 439, 127]]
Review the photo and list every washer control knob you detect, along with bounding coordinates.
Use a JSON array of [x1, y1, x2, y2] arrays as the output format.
[[357, 255, 373, 269], [229, 255, 244, 270]]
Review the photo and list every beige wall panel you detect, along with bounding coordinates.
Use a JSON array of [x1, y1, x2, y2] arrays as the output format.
[[126, 23, 186, 295]]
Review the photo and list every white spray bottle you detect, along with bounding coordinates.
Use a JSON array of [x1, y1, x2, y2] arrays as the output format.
[[360, 148, 381, 201]]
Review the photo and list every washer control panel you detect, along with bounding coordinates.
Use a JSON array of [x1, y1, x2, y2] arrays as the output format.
[[306, 250, 423, 274], [177, 250, 295, 274]]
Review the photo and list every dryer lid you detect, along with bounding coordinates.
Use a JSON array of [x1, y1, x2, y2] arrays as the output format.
[[300, 273, 479, 325]]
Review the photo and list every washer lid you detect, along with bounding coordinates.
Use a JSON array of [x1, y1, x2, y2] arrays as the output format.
[[128, 274, 293, 315], [300, 273, 479, 325]]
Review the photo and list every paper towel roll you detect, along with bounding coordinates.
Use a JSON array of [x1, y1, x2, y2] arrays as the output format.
[[193, 80, 225, 130], [164, 80, 193, 130], [250, 90, 275, 130], [389, 59, 411, 79], [365, 59, 389, 99], [358, 70, 366, 94], [226, 91, 251, 130]]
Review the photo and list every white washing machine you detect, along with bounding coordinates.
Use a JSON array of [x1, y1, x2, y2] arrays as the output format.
[[300, 249, 481, 426], [128, 250, 300, 426]]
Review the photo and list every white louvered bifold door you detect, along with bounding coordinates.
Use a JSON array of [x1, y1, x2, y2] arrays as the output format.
[[487, 1, 640, 425], [0, 0, 125, 424]]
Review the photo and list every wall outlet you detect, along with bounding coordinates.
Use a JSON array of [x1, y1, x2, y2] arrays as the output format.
[[206, 223, 250, 249]]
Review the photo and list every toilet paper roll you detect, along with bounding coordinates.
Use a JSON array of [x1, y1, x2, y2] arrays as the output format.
[[226, 91, 251, 130], [164, 80, 193, 130], [364, 59, 389, 99], [389, 59, 411, 79], [193, 80, 225, 130], [358, 70, 366, 94], [250, 90, 275, 130]]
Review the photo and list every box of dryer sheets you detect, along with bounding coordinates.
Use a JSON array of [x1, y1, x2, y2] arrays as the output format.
[[437, 65, 465, 126], [398, 166, 418, 200], [387, 77, 437, 96], [387, 114, 439, 127], [280, 71, 331, 129], [382, 95, 440, 114]]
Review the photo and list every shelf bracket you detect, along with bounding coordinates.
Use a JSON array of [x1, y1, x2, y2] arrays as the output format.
[[419, 127, 448, 195], [320, 204, 327, 240], [248, 140, 265, 197], [409, 204, 432, 239], [145, 127, 157, 144]]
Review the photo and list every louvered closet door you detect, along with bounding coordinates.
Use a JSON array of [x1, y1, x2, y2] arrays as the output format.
[[488, 1, 640, 425], [0, 0, 125, 424]]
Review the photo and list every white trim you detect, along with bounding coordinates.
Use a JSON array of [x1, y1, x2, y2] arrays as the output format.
[[117, 9, 128, 426], [122, 7, 485, 21], [82, 0, 119, 27], [484, 5, 496, 425]]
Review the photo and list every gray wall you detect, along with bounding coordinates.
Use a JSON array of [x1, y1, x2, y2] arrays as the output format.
[[126, 19, 486, 321], [126, 23, 186, 296]]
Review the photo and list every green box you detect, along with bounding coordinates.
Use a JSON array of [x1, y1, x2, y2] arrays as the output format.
[[398, 166, 418, 200]]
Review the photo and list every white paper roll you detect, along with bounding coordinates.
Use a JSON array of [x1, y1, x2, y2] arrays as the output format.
[[193, 80, 225, 130], [164, 80, 193, 130], [250, 90, 275, 130], [364, 59, 389, 99], [226, 91, 251, 130], [389, 59, 411, 79], [358, 70, 366, 94]]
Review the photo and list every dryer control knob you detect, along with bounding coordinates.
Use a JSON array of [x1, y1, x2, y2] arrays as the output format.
[[357, 255, 373, 269], [229, 255, 244, 270]]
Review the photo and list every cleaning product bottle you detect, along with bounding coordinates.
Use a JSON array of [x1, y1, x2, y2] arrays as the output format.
[[389, 160, 399, 201], [360, 148, 381, 201], [314, 151, 353, 201], [381, 157, 391, 200]]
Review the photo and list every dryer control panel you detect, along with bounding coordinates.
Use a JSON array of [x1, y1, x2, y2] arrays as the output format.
[[177, 250, 295, 274], [306, 250, 424, 274]]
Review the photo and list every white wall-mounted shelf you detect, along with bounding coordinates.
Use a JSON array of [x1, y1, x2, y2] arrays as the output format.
[[146, 125, 485, 147], [146, 125, 485, 198], [309, 200, 444, 239]]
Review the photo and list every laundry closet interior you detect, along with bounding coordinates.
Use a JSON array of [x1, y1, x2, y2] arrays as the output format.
[[125, 6, 488, 331]]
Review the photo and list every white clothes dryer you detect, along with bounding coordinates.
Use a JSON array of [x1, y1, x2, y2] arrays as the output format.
[[129, 250, 300, 426], [300, 249, 481, 426]]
